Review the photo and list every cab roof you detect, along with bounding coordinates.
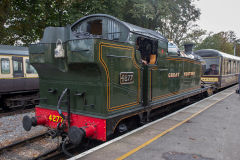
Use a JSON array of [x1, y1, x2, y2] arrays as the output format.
[[71, 14, 168, 42]]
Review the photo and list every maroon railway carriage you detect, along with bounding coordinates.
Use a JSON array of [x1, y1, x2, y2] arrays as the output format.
[[0, 45, 39, 110]]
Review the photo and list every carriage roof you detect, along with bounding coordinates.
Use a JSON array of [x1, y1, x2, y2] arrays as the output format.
[[194, 49, 240, 61], [0, 45, 29, 56]]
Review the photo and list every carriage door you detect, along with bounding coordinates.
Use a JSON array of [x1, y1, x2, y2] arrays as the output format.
[[12, 56, 24, 78], [12, 56, 25, 91]]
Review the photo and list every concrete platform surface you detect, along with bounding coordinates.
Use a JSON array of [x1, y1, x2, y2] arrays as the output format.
[[69, 85, 239, 160]]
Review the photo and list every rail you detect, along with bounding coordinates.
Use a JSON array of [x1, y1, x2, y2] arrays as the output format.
[[0, 132, 48, 152]]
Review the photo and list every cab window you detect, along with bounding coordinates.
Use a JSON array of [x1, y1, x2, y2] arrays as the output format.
[[136, 37, 158, 65], [106, 19, 120, 40], [159, 40, 168, 50], [72, 17, 128, 41], [25, 59, 37, 74], [168, 42, 179, 56], [158, 40, 168, 57], [87, 20, 102, 35], [1, 58, 10, 74]]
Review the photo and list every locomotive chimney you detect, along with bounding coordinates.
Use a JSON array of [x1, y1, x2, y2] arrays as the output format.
[[184, 43, 195, 55]]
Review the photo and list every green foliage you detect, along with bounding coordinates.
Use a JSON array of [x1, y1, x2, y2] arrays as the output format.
[[181, 25, 206, 45], [195, 31, 238, 55], [119, 0, 204, 45], [0, 0, 11, 44], [0, 0, 205, 46], [120, 0, 169, 29], [159, 0, 202, 45], [0, 0, 72, 45], [68, 0, 127, 23]]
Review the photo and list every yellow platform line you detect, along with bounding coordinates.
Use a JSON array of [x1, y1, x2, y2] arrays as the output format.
[[116, 91, 235, 160]]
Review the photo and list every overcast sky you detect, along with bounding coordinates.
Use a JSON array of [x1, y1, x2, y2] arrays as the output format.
[[194, 0, 240, 38]]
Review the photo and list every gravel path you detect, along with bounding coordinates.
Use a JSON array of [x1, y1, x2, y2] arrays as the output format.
[[0, 111, 48, 148]]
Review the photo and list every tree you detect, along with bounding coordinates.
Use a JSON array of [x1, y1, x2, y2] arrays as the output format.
[[0, 0, 11, 44], [179, 25, 206, 46], [0, 0, 127, 46], [0, 0, 207, 46], [0, 0, 72, 45], [120, 0, 169, 29], [68, 0, 127, 24], [159, 0, 202, 45], [195, 31, 237, 55], [120, 0, 203, 45]]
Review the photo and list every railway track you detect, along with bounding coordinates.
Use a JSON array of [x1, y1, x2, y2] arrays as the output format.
[[0, 132, 59, 160], [41, 140, 103, 160], [0, 132, 48, 152]]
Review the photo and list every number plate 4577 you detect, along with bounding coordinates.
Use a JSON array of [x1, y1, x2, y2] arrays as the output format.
[[120, 72, 134, 84]]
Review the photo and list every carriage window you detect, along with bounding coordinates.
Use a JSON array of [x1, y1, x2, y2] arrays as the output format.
[[25, 59, 37, 74], [203, 57, 219, 75], [228, 60, 231, 74], [237, 62, 239, 73], [1, 58, 10, 74], [87, 20, 102, 35], [238, 62, 240, 73], [232, 61, 235, 73], [225, 60, 228, 74], [13, 60, 23, 74], [221, 59, 225, 75]]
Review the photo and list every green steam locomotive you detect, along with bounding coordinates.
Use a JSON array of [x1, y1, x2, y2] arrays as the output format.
[[23, 14, 206, 147]]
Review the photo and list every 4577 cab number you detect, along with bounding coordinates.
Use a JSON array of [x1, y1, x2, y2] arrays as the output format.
[[120, 72, 134, 84]]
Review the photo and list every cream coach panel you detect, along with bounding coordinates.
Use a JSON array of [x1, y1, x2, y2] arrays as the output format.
[[0, 55, 13, 79], [23, 56, 38, 78]]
